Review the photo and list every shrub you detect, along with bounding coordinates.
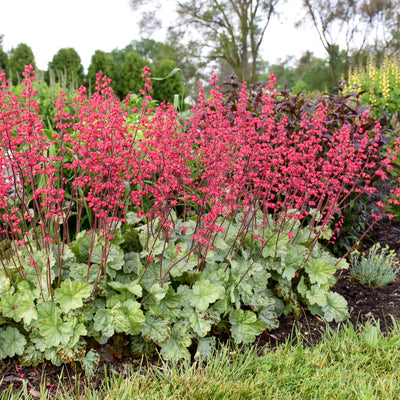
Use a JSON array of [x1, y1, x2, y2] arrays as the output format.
[[350, 243, 400, 287], [0, 65, 393, 369], [220, 77, 391, 254], [151, 59, 184, 105]]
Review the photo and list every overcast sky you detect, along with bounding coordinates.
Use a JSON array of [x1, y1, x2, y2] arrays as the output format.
[[1, 0, 326, 72]]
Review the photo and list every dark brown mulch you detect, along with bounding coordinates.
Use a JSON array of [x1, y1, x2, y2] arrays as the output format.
[[260, 268, 400, 350], [262, 216, 400, 349], [1, 220, 400, 397]]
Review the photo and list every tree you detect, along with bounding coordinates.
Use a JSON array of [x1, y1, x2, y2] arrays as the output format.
[[298, 0, 400, 86], [297, 0, 359, 87], [130, 0, 285, 83], [131, 39, 163, 62], [0, 35, 8, 70], [152, 59, 184, 104], [118, 51, 147, 98], [87, 50, 116, 93], [297, 55, 332, 92], [358, 0, 400, 60], [7, 43, 35, 85], [268, 58, 296, 88], [159, 31, 206, 95], [48, 48, 85, 88]]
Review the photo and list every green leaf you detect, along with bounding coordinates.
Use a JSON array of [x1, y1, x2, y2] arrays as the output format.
[[151, 67, 182, 81], [140, 263, 164, 292], [93, 309, 115, 338], [91, 243, 125, 273], [141, 315, 171, 345], [183, 307, 213, 337], [106, 245, 125, 271], [139, 231, 164, 256], [54, 279, 92, 313], [229, 310, 267, 345], [160, 323, 191, 360], [305, 284, 328, 307], [114, 299, 145, 335], [189, 279, 225, 311], [258, 305, 279, 330], [36, 301, 62, 320], [363, 322, 382, 348], [30, 333, 48, 352], [19, 343, 44, 367], [0, 327, 27, 358], [66, 319, 88, 348], [68, 262, 99, 285], [70, 231, 98, 263], [130, 335, 156, 356], [56, 340, 86, 364], [126, 211, 143, 225], [262, 233, 289, 259], [149, 283, 168, 302], [210, 296, 231, 316], [194, 337, 216, 360], [44, 347, 63, 366], [33, 302, 73, 347], [213, 235, 230, 251], [82, 349, 100, 379], [165, 241, 187, 260], [321, 292, 349, 322], [108, 280, 142, 297], [0, 274, 11, 295], [124, 251, 142, 274], [0, 293, 19, 320], [169, 254, 198, 278], [282, 245, 306, 280], [0, 290, 34, 324], [158, 287, 183, 321], [13, 291, 38, 325], [305, 258, 336, 285], [38, 317, 75, 347]]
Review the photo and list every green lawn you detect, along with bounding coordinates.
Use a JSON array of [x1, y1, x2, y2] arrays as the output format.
[[2, 318, 400, 400]]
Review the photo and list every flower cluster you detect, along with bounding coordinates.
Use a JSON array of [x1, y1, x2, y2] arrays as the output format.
[[0, 65, 392, 294]]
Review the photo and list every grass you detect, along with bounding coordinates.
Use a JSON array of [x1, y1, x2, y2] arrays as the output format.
[[2, 318, 400, 399]]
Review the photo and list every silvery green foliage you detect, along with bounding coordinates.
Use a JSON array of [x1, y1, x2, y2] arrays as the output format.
[[350, 243, 400, 287], [0, 211, 349, 369]]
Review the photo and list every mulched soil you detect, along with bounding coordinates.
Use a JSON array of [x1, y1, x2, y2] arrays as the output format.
[[1, 219, 400, 398]]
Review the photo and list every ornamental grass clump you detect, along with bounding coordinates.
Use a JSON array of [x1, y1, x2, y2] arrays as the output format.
[[350, 243, 400, 287], [0, 65, 395, 368]]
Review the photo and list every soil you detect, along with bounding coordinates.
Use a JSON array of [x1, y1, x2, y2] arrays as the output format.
[[1, 218, 400, 398]]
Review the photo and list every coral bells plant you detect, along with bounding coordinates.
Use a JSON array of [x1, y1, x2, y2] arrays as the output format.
[[0, 65, 394, 368]]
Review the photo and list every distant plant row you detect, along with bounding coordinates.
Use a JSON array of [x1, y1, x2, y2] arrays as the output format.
[[0, 40, 184, 104]]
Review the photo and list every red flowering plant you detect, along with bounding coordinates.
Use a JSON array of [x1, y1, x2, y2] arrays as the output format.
[[0, 65, 394, 368], [220, 77, 393, 254]]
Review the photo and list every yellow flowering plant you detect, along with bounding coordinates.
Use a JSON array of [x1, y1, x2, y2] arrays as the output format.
[[346, 56, 400, 129]]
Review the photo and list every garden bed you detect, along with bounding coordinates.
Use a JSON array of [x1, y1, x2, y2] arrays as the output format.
[[2, 248, 400, 397]]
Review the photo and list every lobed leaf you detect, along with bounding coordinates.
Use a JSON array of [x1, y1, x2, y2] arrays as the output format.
[[82, 349, 100, 379], [229, 309, 267, 345], [54, 279, 92, 313], [0, 326, 27, 358], [189, 279, 225, 311], [305, 258, 336, 285], [183, 307, 214, 337], [321, 292, 349, 322], [160, 323, 191, 360], [141, 315, 171, 344]]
